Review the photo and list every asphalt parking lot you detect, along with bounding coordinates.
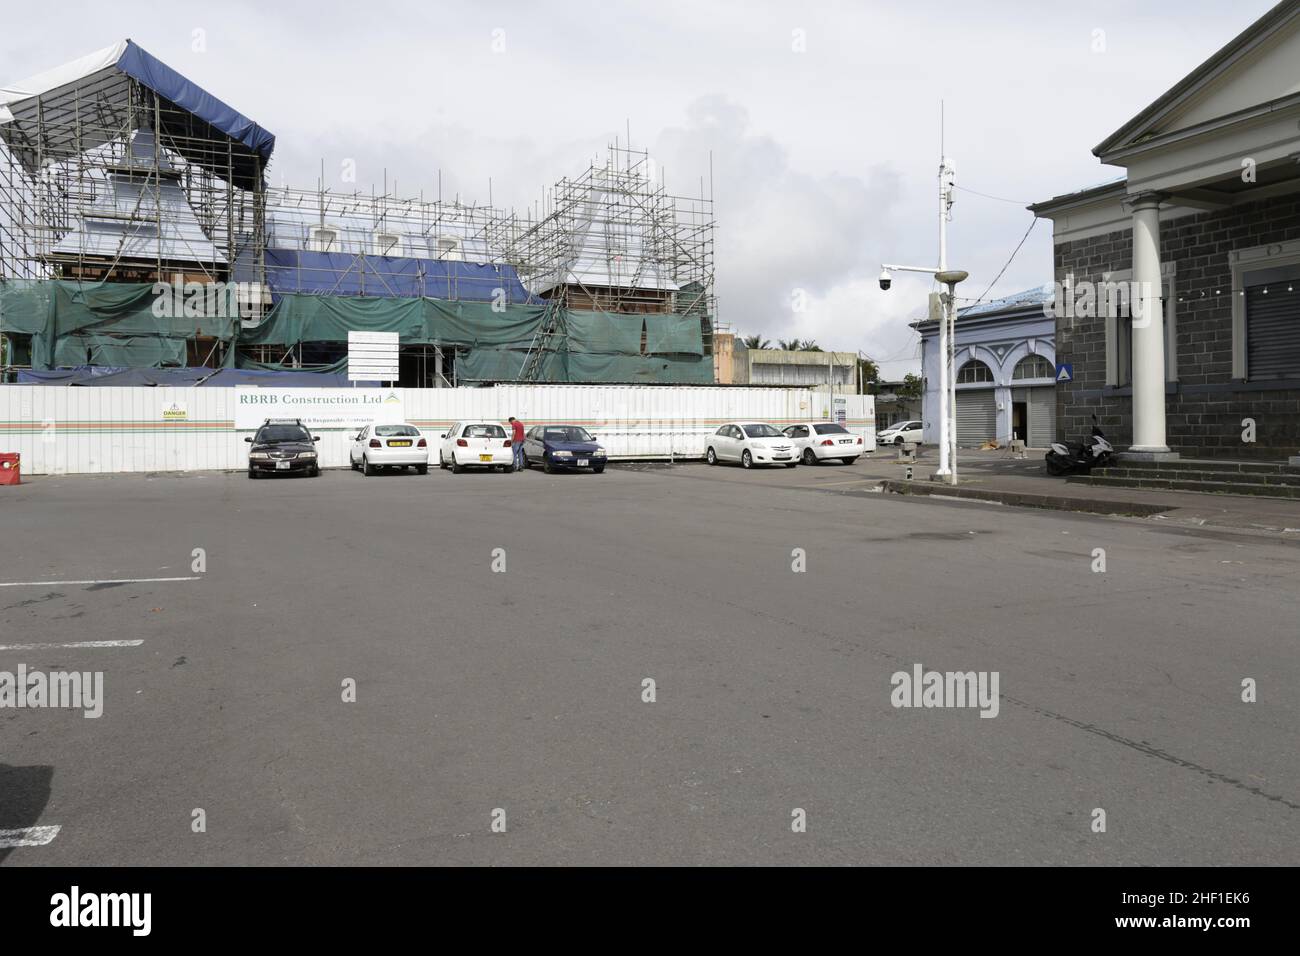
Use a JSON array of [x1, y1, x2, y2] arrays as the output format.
[[1, 461, 1297, 865]]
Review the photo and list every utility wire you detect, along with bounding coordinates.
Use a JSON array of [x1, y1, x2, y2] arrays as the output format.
[[954, 184, 1031, 206], [972, 216, 1039, 307]]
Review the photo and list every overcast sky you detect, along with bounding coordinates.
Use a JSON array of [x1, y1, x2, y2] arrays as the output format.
[[1, 0, 1279, 377]]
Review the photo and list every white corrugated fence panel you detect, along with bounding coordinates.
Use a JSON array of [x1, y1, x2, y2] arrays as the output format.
[[0, 384, 880, 475]]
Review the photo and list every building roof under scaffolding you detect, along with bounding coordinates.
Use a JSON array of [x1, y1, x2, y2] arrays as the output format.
[[0, 39, 274, 190], [47, 129, 226, 267]]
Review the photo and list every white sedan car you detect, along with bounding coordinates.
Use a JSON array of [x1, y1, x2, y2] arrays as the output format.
[[782, 421, 865, 465], [350, 423, 429, 476], [877, 420, 923, 445], [439, 420, 514, 473], [705, 422, 798, 468]]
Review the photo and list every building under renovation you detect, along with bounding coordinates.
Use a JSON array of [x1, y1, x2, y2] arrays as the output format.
[[0, 40, 719, 386]]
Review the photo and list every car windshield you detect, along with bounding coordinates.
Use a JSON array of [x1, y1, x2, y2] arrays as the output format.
[[743, 424, 782, 438], [256, 426, 311, 443], [543, 427, 593, 442], [465, 424, 507, 438], [374, 425, 418, 437], [813, 423, 849, 435]]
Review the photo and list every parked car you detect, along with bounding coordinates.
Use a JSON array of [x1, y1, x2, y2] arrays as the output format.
[[877, 420, 923, 445], [782, 421, 864, 465], [522, 424, 607, 474], [706, 422, 797, 468], [245, 419, 320, 479], [350, 423, 429, 476], [439, 421, 514, 473]]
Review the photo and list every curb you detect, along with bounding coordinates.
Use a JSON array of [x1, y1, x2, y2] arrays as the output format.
[[879, 479, 1175, 517]]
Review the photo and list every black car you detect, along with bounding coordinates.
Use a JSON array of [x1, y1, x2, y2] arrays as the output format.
[[245, 419, 321, 478]]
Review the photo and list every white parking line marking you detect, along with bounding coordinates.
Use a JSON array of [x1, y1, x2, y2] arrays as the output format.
[[0, 640, 143, 651], [0, 576, 199, 588], [0, 825, 61, 848]]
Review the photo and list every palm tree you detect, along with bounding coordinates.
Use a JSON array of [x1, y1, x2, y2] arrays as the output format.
[[798, 339, 822, 352], [742, 335, 771, 350], [777, 338, 801, 351]]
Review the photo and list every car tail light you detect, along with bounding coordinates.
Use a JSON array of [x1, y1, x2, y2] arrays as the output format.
[[417, 438, 427, 448], [820, 439, 835, 446], [456, 438, 468, 447], [368, 439, 381, 448], [857, 437, 863, 444], [503, 439, 512, 447]]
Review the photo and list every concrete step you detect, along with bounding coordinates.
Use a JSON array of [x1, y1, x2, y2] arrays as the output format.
[[1111, 458, 1299, 476], [1092, 467, 1300, 487], [1067, 473, 1300, 499]]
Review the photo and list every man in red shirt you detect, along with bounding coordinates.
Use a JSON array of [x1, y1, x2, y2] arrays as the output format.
[[508, 416, 526, 471]]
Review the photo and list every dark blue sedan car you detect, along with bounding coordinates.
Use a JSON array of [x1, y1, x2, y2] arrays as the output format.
[[522, 424, 608, 474]]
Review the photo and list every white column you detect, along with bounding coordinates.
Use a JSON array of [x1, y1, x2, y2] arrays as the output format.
[[1126, 193, 1172, 455]]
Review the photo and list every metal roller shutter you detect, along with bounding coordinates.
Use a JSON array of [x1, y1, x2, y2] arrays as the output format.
[[1246, 284, 1300, 380], [955, 389, 996, 446], [1027, 386, 1056, 448]]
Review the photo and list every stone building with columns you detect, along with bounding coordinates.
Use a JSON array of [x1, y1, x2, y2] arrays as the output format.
[[1030, 0, 1300, 461]]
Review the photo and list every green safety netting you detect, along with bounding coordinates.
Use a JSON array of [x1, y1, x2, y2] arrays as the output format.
[[644, 314, 705, 356], [237, 295, 551, 349], [565, 351, 713, 384], [456, 348, 567, 383], [457, 348, 712, 385], [1, 279, 237, 370], [1, 279, 708, 379]]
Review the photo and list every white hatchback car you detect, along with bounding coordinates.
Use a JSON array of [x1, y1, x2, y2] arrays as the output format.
[[439, 421, 514, 473], [782, 421, 865, 465], [350, 423, 429, 476], [706, 422, 798, 468], [877, 420, 923, 445]]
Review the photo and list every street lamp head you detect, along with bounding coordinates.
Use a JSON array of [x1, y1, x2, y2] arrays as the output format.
[[878, 269, 892, 291], [936, 269, 969, 285]]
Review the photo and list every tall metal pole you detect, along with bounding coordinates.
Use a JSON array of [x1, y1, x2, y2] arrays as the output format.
[[935, 157, 951, 480]]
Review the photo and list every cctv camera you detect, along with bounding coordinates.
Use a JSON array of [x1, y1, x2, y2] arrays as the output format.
[[878, 269, 892, 291]]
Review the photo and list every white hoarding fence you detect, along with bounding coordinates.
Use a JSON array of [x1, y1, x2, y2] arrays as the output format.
[[0, 385, 874, 475], [234, 387, 405, 430]]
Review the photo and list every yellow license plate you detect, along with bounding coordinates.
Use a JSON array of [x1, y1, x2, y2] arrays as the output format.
[[479, 454, 493, 462], [389, 440, 412, 447]]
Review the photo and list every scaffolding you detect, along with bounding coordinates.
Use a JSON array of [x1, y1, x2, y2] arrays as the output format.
[[504, 144, 720, 376], [0, 82, 266, 281], [0, 43, 722, 383], [0, 51, 270, 371], [257, 177, 521, 300]]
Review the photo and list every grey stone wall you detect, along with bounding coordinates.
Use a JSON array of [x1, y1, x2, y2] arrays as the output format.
[[1053, 195, 1300, 458]]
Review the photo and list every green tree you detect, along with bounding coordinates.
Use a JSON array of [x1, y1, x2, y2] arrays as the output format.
[[798, 339, 822, 352], [741, 334, 771, 350], [858, 356, 880, 390], [777, 338, 800, 351], [896, 372, 923, 400]]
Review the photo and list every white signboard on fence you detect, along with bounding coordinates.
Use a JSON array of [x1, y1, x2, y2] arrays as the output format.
[[234, 387, 405, 430], [348, 330, 399, 382]]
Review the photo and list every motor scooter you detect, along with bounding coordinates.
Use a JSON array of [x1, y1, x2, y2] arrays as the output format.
[[1045, 415, 1114, 476]]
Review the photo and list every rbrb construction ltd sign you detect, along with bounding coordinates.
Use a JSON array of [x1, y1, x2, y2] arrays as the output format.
[[234, 387, 405, 430]]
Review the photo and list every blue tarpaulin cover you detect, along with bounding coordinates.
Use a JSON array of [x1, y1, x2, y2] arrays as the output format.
[[255, 250, 534, 303], [116, 40, 275, 164]]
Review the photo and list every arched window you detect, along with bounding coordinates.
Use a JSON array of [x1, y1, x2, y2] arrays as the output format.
[[956, 359, 994, 384], [1012, 354, 1053, 380]]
